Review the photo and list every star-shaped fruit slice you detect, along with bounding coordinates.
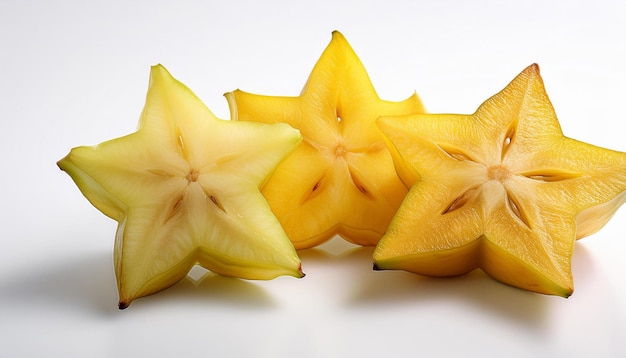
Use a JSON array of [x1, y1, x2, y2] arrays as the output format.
[[373, 64, 626, 296], [58, 65, 304, 309], [225, 31, 425, 249]]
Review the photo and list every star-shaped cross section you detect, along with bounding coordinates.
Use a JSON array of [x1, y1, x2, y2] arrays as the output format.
[[374, 64, 626, 296], [58, 65, 303, 308], [226, 31, 425, 249]]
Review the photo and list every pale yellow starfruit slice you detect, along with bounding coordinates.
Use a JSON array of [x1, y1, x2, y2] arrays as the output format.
[[373, 64, 626, 297], [225, 31, 425, 249], [58, 65, 304, 309]]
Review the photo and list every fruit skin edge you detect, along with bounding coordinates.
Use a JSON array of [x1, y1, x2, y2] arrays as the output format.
[[373, 237, 573, 298]]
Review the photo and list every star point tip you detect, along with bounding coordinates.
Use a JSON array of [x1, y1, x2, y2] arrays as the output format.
[[118, 301, 130, 310]]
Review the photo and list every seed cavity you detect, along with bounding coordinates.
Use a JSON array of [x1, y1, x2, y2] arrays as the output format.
[[300, 175, 326, 205], [501, 124, 516, 160], [522, 169, 582, 182], [312, 181, 321, 192], [505, 190, 531, 229], [437, 143, 476, 162], [215, 153, 240, 165], [209, 195, 226, 212], [147, 169, 175, 177], [198, 186, 226, 213], [177, 134, 185, 150], [176, 130, 190, 161], [164, 197, 184, 224], [442, 188, 477, 214], [348, 168, 371, 197]]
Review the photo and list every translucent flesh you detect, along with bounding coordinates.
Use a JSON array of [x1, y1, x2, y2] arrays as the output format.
[[58, 65, 303, 307]]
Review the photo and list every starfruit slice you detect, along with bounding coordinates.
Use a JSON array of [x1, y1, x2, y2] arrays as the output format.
[[58, 65, 304, 309], [225, 31, 425, 249], [373, 64, 626, 296]]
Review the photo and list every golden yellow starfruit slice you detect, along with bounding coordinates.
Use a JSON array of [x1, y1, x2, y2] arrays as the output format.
[[57, 65, 304, 309], [373, 64, 626, 297], [225, 31, 425, 249]]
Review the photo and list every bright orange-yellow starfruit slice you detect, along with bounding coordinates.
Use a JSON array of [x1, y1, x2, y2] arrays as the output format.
[[225, 31, 425, 249], [373, 64, 626, 297]]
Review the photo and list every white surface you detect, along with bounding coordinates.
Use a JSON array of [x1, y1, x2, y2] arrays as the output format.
[[1, 0, 625, 357]]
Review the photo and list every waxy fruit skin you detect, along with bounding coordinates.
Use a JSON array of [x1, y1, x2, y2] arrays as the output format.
[[58, 65, 304, 309], [226, 31, 425, 249], [374, 64, 626, 297]]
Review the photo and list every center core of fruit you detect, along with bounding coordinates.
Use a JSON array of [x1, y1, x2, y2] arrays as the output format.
[[186, 169, 199, 183], [487, 165, 510, 182], [335, 145, 347, 158]]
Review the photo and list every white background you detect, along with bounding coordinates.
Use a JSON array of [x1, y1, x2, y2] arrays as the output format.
[[1, 0, 625, 357]]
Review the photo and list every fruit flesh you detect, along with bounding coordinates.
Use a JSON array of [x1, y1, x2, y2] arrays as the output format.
[[58, 65, 304, 308], [225, 31, 425, 249], [374, 64, 626, 296]]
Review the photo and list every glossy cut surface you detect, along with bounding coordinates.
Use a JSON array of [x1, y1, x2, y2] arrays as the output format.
[[226, 31, 425, 249], [58, 65, 303, 308], [374, 64, 626, 297]]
